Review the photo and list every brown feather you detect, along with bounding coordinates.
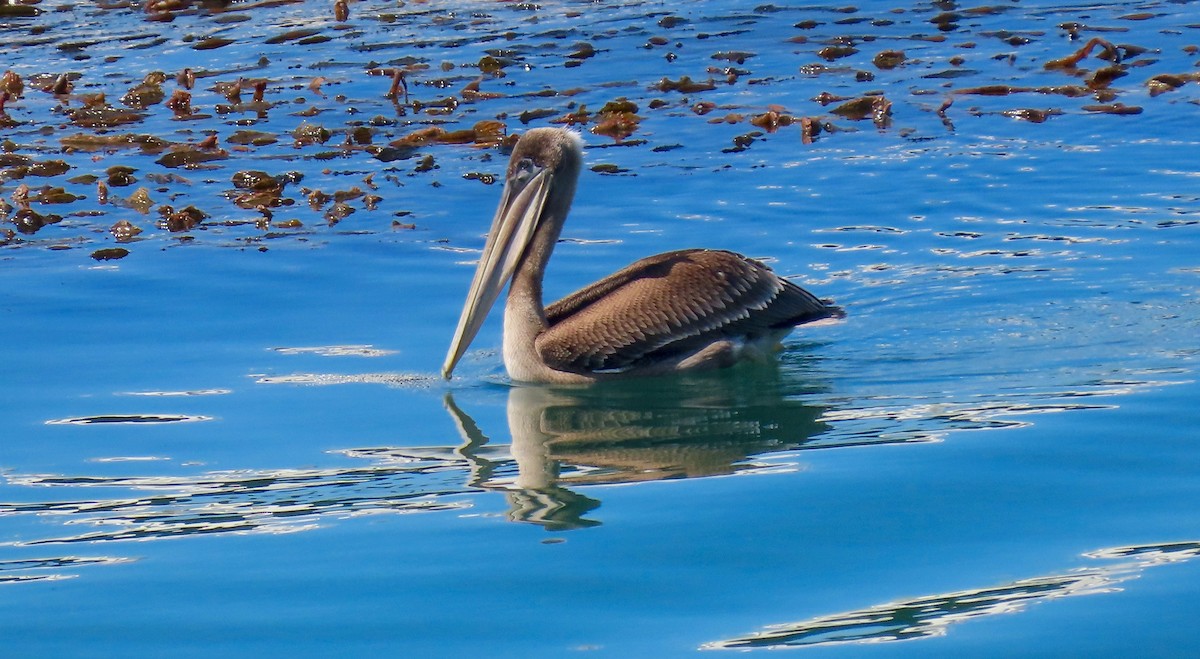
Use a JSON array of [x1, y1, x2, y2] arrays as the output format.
[[538, 249, 838, 373]]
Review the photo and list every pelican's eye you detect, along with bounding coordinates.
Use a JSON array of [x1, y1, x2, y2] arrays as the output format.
[[512, 157, 536, 184]]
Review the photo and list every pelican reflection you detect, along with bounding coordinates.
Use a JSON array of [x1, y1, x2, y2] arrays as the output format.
[[445, 371, 831, 530]]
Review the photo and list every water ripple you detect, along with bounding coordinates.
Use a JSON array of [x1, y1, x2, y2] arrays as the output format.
[[270, 345, 398, 357], [704, 540, 1200, 650], [44, 414, 213, 425]]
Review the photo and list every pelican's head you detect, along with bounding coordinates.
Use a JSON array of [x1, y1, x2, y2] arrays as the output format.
[[442, 128, 583, 379]]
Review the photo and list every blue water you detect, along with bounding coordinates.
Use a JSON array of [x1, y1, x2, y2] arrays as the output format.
[[3, 0, 1200, 656]]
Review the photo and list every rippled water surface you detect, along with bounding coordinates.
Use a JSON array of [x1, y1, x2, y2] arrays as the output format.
[[3, 0, 1200, 656]]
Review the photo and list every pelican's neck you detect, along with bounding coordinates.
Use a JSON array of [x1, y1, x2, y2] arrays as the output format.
[[503, 173, 576, 381], [509, 228, 553, 323]]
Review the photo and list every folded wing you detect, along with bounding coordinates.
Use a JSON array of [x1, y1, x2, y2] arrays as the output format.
[[537, 249, 838, 374]]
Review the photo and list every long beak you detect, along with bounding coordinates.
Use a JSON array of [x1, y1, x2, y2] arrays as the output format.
[[442, 168, 553, 379]]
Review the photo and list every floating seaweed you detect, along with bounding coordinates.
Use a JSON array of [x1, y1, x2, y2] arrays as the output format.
[[0, 0, 1192, 256], [873, 50, 906, 69], [749, 109, 795, 133], [1044, 37, 1121, 70], [158, 205, 209, 232], [12, 208, 63, 234], [1147, 72, 1200, 96], [156, 147, 225, 168], [91, 247, 129, 261], [121, 72, 168, 109], [1001, 108, 1063, 123], [656, 75, 718, 93], [591, 98, 641, 141], [109, 219, 143, 242]]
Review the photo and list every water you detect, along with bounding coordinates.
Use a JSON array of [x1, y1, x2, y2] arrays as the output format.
[[2, 0, 1200, 656]]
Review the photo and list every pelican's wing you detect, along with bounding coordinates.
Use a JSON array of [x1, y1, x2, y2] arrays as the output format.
[[538, 249, 838, 373]]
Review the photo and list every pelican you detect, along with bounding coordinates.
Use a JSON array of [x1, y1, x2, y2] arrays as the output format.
[[442, 127, 842, 384]]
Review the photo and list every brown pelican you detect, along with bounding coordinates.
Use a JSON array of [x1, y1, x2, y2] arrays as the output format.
[[442, 127, 842, 384]]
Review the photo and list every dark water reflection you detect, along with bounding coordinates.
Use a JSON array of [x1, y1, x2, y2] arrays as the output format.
[[444, 371, 833, 530]]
